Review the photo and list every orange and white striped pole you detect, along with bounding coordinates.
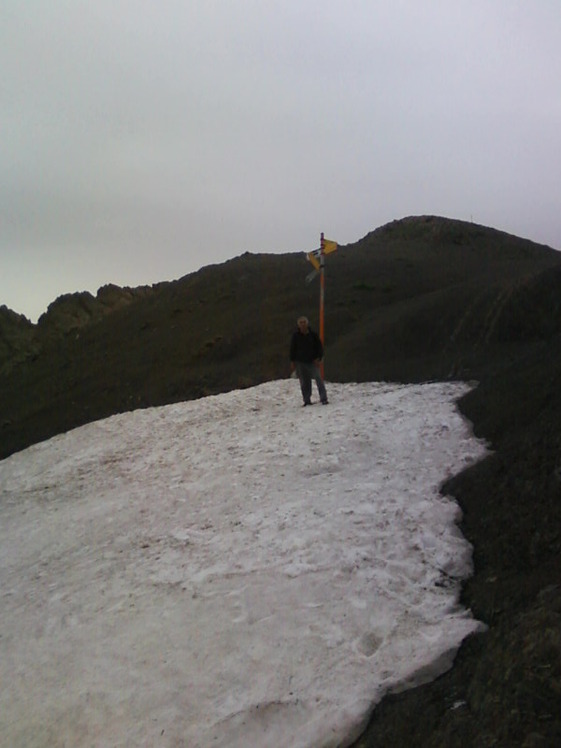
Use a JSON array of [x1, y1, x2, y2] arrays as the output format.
[[305, 233, 337, 379], [319, 232, 326, 378]]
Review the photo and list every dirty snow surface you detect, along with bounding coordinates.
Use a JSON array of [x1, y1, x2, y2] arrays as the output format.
[[0, 380, 488, 747]]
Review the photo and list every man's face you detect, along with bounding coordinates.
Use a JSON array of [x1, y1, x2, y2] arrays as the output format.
[[297, 318, 309, 333]]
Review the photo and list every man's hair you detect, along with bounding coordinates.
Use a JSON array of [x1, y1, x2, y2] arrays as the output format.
[[297, 316, 309, 325]]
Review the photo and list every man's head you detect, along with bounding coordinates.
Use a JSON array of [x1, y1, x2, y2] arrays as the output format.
[[297, 316, 309, 333]]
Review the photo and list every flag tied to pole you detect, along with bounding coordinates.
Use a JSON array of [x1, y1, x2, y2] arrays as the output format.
[[306, 238, 337, 270], [304, 233, 338, 376]]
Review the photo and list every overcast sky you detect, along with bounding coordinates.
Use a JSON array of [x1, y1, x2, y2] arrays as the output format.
[[2, 1, 560, 322]]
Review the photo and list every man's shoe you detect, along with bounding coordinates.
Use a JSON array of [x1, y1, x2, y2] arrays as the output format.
[[303, 401, 312, 406], [321, 400, 329, 405]]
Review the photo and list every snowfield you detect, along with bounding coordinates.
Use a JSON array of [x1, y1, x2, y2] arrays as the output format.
[[0, 380, 488, 747]]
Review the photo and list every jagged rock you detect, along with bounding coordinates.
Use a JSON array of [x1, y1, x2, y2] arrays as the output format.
[[0, 305, 37, 374], [36, 283, 155, 337], [37, 291, 99, 335], [1, 283, 156, 372], [96, 283, 154, 308]]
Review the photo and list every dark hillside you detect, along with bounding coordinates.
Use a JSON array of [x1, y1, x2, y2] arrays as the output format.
[[353, 334, 561, 747], [1, 216, 560, 460], [1, 215, 561, 746], [0, 305, 37, 369]]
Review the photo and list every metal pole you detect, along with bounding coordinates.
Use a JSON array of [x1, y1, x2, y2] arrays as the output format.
[[319, 232, 325, 378]]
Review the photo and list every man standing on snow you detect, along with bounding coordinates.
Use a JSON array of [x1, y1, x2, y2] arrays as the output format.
[[289, 316, 328, 406]]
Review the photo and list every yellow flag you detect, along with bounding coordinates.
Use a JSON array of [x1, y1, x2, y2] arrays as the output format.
[[323, 239, 337, 254], [306, 251, 320, 270]]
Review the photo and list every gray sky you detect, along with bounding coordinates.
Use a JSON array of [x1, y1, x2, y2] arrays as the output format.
[[2, 1, 560, 322]]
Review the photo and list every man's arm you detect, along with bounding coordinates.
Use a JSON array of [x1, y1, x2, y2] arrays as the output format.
[[313, 332, 324, 362], [289, 333, 297, 371]]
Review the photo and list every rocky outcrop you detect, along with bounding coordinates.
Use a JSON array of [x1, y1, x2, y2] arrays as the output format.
[[37, 283, 155, 337], [0, 305, 38, 374], [0, 283, 157, 373]]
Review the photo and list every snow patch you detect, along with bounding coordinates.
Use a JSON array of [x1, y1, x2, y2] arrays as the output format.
[[0, 380, 488, 747]]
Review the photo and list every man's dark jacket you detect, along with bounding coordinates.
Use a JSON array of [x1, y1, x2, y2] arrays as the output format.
[[290, 328, 324, 364]]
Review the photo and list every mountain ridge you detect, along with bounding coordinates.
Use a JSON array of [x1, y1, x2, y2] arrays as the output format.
[[1, 214, 561, 746]]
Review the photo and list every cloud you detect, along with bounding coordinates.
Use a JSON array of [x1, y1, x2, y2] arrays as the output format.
[[1, 1, 560, 320]]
